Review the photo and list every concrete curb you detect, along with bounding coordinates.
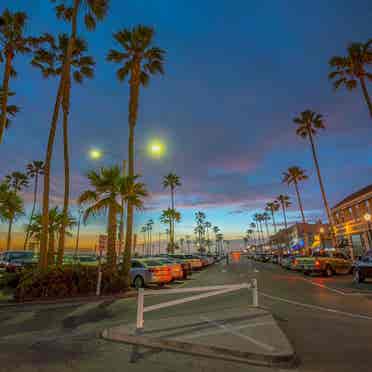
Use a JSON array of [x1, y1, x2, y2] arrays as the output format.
[[101, 327, 297, 369], [0, 291, 137, 309]]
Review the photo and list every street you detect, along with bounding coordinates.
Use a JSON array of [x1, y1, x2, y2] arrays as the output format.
[[1, 258, 372, 372]]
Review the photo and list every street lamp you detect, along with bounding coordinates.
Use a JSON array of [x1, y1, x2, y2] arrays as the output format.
[[364, 213, 372, 248]]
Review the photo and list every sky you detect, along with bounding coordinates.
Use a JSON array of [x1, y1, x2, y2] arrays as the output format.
[[0, 0, 371, 250]]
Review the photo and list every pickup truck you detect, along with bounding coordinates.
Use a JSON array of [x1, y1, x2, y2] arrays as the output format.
[[297, 251, 352, 277]]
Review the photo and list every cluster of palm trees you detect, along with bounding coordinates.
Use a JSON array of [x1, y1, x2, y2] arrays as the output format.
[[245, 38, 371, 253], [0, 161, 44, 251], [0, 4, 165, 287]]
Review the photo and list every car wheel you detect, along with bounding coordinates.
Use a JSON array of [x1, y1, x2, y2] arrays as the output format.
[[303, 270, 310, 276], [133, 276, 144, 289], [324, 265, 333, 277], [354, 269, 365, 283]]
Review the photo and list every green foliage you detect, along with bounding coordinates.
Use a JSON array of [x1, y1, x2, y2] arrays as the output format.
[[15, 265, 126, 301]]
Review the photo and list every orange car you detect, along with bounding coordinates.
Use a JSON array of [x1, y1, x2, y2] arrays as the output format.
[[139, 259, 173, 285], [157, 259, 184, 280]]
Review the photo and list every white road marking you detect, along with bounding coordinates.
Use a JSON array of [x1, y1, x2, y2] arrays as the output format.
[[301, 278, 347, 295], [260, 292, 372, 321], [182, 320, 276, 340], [200, 315, 276, 352]]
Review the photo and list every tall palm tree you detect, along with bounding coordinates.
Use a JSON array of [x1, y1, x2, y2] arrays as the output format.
[[32, 34, 95, 258], [204, 221, 212, 252], [276, 195, 291, 230], [107, 25, 165, 283], [294, 110, 334, 231], [253, 213, 264, 244], [40, 0, 108, 271], [160, 208, 181, 253], [0, 9, 43, 142], [282, 166, 308, 224], [0, 183, 24, 250], [140, 225, 147, 255], [249, 222, 257, 245], [78, 166, 123, 272], [262, 212, 271, 240], [329, 40, 372, 118], [265, 201, 279, 233], [162, 173, 181, 252], [213, 226, 220, 255], [4, 171, 29, 192], [24, 161, 44, 249]]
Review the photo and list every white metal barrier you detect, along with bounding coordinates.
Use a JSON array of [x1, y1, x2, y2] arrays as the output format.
[[135, 278, 258, 333]]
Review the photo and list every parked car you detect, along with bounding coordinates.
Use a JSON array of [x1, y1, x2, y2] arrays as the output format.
[[180, 255, 203, 270], [353, 251, 372, 283], [155, 258, 184, 281], [130, 259, 172, 288], [0, 251, 36, 272], [297, 251, 352, 277]]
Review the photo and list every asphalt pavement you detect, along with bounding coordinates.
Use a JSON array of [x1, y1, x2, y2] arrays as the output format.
[[0, 258, 372, 372]]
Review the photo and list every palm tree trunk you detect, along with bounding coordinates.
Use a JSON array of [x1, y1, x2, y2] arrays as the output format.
[[123, 64, 140, 287], [24, 173, 39, 250], [57, 77, 71, 266], [271, 210, 277, 233], [47, 231, 55, 266], [6, 216, 13, 250], [0, 51, 13, 143], [281, 203, 289, 257], [39, 0, 80, 270], [308, 131, 334, 232], [170, 187, 175, 251], [359, 77, 372, 119], [107, 203, 117, 271], [118, 160, 126, 256], [294, 181, 306, 224]]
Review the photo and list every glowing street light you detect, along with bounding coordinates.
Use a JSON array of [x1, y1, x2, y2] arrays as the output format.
[[364, 213, 371, 222], [148, 139, 165, 158], [89, 148, 103, 160]]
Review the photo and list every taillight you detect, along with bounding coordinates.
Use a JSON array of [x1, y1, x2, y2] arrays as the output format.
[[293, 259, 298, 265], [315, 260, 320, 267]]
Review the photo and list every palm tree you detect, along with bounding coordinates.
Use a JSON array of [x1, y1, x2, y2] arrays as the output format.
[[39, 0, 108, 271], [29, 207, 76, 265], [249, 222, 257, 245], [107, 25, 165, 281], [253, 213, 264, 244], [276, 195, 291, 230], [282, 166, 308, 224], [329, 40, 372, 118], [160, 208, 181, 253], [204, 221, 212, 252], [4, 171, 29, 192], [120, 174, 147, 278], [32, 34, 95, 258], [0, 9, 43, 142], [162, 173, 181, 251], [265, 201, 279, 233], [78, 166, 123, 272], [24, 161, 44, 249], [213, 226, 220, 255], [262, 212, 271, 240], [0, 183, 24, 250], [0, 89, 19, 131], [294, 110, 334, 231], [140, 225, 147, 255]]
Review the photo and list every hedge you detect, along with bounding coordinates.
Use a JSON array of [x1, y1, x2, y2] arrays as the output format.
[[14, 265, 127, 301]]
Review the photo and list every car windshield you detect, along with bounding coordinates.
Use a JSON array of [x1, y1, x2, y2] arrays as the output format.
[[10, 252, 34, 260], [78, 256, 97, 262]]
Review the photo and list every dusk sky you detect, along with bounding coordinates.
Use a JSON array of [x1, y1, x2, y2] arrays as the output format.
[[1, 1, 371, 248]]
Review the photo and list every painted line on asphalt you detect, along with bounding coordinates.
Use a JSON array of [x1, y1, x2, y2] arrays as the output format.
[[301, 278, 347, 295], [260, 292, 372, 321], [182, 320, 276, 340], [200, 315, 276, 352]]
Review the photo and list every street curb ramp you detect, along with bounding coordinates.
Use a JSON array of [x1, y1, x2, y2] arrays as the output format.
[[101, 325, 297, 369]]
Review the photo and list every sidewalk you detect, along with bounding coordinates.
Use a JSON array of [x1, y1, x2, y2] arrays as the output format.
[[103, 293, 296, 369]]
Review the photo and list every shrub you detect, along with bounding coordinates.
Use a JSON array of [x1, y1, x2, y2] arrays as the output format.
[[0, 272, 21, 289], [14, 265, 127, 301]]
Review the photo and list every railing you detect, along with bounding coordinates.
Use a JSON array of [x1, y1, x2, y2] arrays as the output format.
[[135, 279, 258, 333]]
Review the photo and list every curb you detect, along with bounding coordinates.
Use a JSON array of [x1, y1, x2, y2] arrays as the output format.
[[0, 291, 137, 309], [101, 328, 297, 369]]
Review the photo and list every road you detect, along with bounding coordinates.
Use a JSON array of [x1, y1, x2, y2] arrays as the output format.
[[0, 258, 372, 371]]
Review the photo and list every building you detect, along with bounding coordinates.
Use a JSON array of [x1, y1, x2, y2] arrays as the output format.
[[270, 221, 330, 255], [332, 184, 372, 259]]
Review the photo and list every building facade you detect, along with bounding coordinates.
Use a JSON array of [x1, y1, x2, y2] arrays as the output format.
[[332, 184, 372, 259], [270, 221, 330, 255]]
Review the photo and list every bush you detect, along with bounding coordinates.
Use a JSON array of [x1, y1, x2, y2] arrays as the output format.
[[0, 272, 21, 289], [14, 265, 127, 301]]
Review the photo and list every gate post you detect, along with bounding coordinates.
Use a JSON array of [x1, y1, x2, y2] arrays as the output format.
[[252, 278, 258, 307]]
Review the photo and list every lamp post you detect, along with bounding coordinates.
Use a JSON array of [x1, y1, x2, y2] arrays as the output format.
[[363, 213, 372, 249]]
